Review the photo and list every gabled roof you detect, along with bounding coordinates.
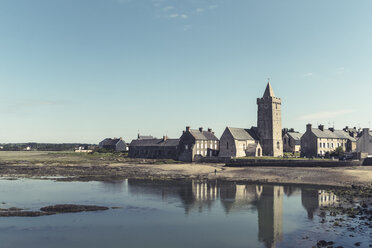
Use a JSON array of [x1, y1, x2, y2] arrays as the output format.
[[311, 128, 356, 142], [263, 82, 275, 98], [287, 132, 303, 141], [130, 138, 179, 147], [227, 127, 256, 141], [189, 129, 219, 141], [101, 138, 125, 146]]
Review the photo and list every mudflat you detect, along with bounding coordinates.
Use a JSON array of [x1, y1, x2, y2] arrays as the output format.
[[0, 151, 371, 187]]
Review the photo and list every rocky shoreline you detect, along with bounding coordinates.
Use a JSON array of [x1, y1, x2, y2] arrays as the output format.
[[0, 204, 110, 217]]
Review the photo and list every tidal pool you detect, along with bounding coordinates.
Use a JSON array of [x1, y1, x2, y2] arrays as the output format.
[[0, 178, 369, 248]]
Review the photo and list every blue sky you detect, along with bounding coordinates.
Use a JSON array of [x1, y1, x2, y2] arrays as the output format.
[[0, 0, 371, 143]]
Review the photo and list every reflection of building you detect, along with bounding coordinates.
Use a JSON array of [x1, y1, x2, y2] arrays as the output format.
[[301, 189, 338, 220], [256, 186, 283, 248], [190, 180, 218, 212]]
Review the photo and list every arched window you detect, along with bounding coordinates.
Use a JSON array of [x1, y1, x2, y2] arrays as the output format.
[[226, 142, 229, 149], [277, 141, 280, 149]]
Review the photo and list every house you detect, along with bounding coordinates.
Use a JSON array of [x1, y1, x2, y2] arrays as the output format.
[[257, 82, 283, 157], [343, 126, 360, 138], [178, 127, 219, 162], [282, 129, 303, 153], [128, 136, 179, 159], [356, 128, 372, 155], [98, 138, 127, 152], [301, 124, 357, 158], [219, 127, 262, 158]]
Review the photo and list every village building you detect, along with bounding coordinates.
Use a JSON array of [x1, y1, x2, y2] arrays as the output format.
[[128, 136, 179, 159], [257, 82, 283, 157], [219, 127, 262, 158], [282, 129, 303, 153], [356, 128, 372, 155], [98, 138, 127, 152], [301, 124, 357, 158], [343, 126, 360, 138], [178, 127, 219, 162]]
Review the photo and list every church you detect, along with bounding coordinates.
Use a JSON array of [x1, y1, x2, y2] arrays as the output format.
[[219, 82, 283, 158]]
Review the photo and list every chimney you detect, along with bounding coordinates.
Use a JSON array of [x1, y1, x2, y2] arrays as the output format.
[[318, 125, 324, 131], [363, 128, 370, 135], [163, 135, 168, 141], [199, 127, 203, 132], [306, 124, 312, 132], [208, 128, 212, 132], [186, 126, 190, 132], [329, 127, 334, 132]]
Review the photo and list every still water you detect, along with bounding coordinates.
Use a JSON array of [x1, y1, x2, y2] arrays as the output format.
[[0, 178, 367, 248]]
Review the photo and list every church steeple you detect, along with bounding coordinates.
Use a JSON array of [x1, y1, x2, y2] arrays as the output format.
[[263, 81, 275, 98]]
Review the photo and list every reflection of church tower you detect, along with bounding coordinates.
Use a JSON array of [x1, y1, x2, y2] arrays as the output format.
[[257, 82, 283, 157], [257, 186, 283, 248]]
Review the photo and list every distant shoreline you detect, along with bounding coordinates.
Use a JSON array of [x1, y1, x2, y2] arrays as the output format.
[[0, 151, 371, 188]]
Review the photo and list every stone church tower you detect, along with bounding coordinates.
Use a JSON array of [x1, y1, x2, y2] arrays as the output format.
[[257, 82, 283, 157]]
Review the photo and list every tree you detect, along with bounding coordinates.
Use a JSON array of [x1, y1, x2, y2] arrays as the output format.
[[330, 146, 344, 157]]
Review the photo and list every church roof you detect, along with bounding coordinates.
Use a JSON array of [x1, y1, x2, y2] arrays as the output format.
[[263, 82, 275, 97], [226, 127, 260, 141]]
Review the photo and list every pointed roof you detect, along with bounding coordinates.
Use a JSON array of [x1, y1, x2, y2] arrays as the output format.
[[263, 82, 275, 97]]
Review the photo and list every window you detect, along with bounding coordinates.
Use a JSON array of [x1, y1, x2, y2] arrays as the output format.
[[284, 138, 287, 145], [277, 141, 280, 149], [319, 143, 322, 148], [227, 142, 229, 149]]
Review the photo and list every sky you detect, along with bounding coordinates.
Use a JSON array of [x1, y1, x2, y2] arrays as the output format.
[[0, 0, 371, 143]]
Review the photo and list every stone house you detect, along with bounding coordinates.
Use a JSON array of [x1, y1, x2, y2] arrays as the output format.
[[219, 127, 262, 158], [301, 124, 357, 158], [178, 127, 219, 162], [356, 128, 372, 155], [99, 138, 127, 152], [282, 129, 303, 153], [128, 136, 179, 159]]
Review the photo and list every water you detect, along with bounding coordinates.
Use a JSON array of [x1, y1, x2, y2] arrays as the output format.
[[0, 178, 368, 248]]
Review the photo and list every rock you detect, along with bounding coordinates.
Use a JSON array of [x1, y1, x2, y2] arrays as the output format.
[[354, 242, 361, 247], [317, 240, 328, 247], [40, 204, 109, 213]]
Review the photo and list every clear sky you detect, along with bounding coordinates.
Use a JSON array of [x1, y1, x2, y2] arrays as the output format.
[[0, 0, 371, 143]]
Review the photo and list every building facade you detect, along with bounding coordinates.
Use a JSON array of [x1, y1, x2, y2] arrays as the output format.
[[219, 127, 262, 158], [128, 136, 179, 159], [178, 127, 219, 162], [99, 138, 127, 152], [301, 124, 357, 158], [357, 128, 372, 155], [257, 82, 283, 157], [282, 129, 303, 153]]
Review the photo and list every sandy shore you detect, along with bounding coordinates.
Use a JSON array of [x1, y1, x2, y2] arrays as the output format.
[[0, 151, 371, 187]]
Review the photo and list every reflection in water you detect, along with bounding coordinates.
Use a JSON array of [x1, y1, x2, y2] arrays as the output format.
[[124, 179, 338, 248], [302, 189, 338, 220], [256, 186, 283, 248]]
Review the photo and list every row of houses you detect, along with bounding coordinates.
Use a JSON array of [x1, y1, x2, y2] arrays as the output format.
[[100, 124, 371, 161], [98, 83, 372, 161]]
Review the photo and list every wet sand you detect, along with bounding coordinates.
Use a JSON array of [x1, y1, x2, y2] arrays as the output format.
[[0, 151, 371, 187]]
